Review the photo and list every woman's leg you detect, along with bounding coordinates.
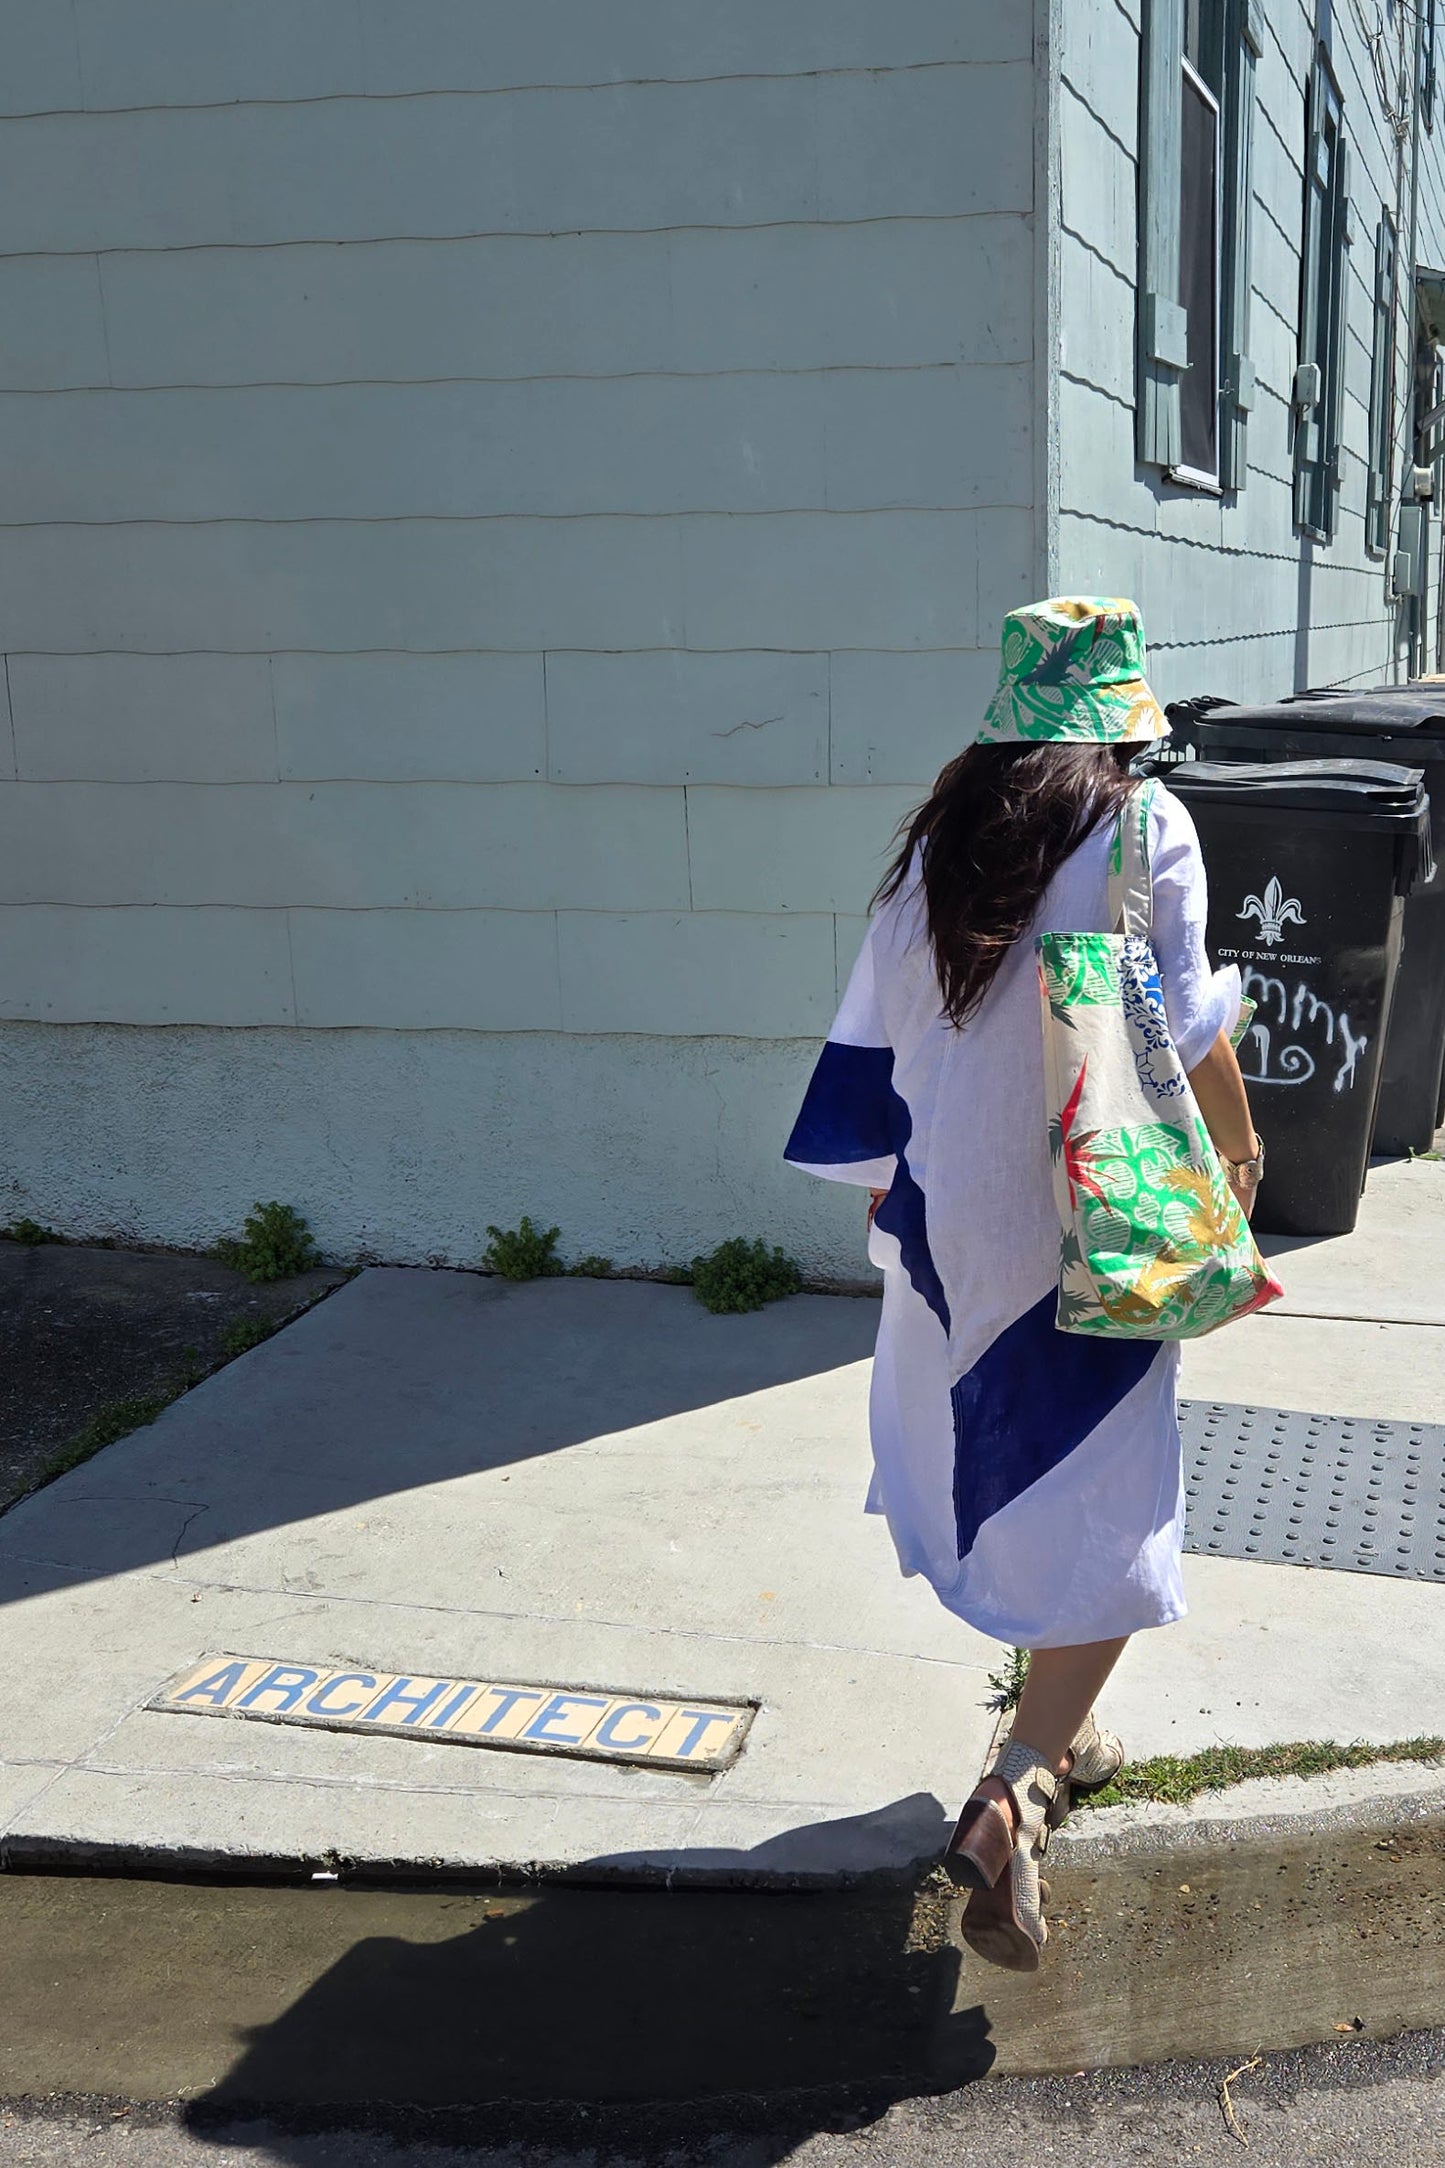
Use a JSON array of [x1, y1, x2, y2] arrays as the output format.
[[976, 1636, 1129, 1830], [1013, 1636, 1129, 1770]]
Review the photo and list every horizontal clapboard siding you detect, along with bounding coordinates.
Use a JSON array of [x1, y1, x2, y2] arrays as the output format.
[[0, 4, 1039, 1048], [2, 1, 1030, 115]]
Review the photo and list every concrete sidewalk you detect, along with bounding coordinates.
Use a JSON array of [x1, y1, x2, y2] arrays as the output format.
[[0, 1157, 1442, 1888]]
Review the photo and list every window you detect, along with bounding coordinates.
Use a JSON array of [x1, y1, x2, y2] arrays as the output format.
[[1177, 48, 1221, 482], [1137, 1, 1261, 488], [1426, 0, 1438, 134], [1294, 48, 1350, 541], [1365, 211, 1398, 555]]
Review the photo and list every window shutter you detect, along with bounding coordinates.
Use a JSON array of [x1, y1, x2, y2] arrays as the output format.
[[1138, 0, 1186, 467], [1218, 0, 1262, 489]]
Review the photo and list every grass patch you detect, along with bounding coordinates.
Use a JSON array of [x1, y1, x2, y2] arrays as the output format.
[[1082, 1736, 1445, 1809], [568, 1254, 614, 1279], [38, 1388, 177, 1484], [220, 1311, 280, 1359]]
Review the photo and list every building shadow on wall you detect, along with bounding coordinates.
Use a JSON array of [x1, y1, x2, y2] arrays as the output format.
[[179, 1795, 994, 2158]]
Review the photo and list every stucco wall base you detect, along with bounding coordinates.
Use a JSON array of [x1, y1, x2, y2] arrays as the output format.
[[0, 1022, 872, 1283]]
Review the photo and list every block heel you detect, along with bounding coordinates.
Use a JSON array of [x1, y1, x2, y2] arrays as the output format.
[[941, 1794, 1015, 1891]]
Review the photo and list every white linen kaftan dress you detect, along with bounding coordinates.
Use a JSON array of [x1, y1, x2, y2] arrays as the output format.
[[784, 784, 1241, 1649]]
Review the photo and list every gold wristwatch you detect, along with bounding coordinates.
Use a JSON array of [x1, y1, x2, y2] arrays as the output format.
[[1220, 1133, 1265, 1188]]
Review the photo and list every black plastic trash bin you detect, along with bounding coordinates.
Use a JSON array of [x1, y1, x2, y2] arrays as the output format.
[[1170, 686, 1445, 1153], [1142, 757, 1434, 1237]]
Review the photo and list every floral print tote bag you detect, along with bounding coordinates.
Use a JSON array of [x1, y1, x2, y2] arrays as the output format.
[[1036, 781, 1284, 1340]]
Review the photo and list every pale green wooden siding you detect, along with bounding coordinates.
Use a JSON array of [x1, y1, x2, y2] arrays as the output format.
[[1059, 0, 1445, 702]]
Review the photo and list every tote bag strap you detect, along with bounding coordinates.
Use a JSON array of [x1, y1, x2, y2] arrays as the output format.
[[1107, 778, 1156, 941]]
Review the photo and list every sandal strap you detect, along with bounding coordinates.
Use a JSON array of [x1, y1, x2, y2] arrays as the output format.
[[987, 1710, 1124, 1795], [993, 1739, 1059, 1804], [990, 1739, 1062, 1854]]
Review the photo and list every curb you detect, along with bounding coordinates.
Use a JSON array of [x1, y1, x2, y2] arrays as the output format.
[[2, 1778, 1443, 2104], [973, 1779, 1445, 2078]]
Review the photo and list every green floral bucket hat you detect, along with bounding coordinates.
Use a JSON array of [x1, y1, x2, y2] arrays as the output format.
[[975, 595, 1170, 746]]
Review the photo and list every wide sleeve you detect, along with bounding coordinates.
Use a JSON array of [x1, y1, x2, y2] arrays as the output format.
[[1148, 785, 1242, 1073], [782, 909, 903, 1189]]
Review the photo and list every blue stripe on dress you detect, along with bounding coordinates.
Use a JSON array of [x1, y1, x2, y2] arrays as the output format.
[[872, 1150, 950, 1335], [950, 1288, 1159, 1563], [784, 1040, 898, 1166], [784, 1040, 950, 1333]]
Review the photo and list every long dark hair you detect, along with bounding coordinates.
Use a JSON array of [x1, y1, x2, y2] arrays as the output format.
[[873, 740, 1141, 1028]]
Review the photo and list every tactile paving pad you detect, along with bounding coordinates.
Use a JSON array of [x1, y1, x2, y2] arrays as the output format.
[[1180, 1401, 1445, 1582]]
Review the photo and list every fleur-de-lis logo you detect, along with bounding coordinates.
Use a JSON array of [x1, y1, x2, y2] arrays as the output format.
[[1237, 875, 1306, 948]]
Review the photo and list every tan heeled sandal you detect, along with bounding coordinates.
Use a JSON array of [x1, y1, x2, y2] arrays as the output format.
[[942, 1716, 1126, 1974], [983, 1708, 1126, 1830], [942, 1737, 1060, 1894], [1054, 1708, 1125, 1811], [951, 1739, 1058, 1973]]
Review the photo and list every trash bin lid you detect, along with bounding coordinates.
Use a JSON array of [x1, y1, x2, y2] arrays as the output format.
[[1159, 756, 1430, 819], [1152, 758, 1436, 891], [1173, 685, 1445, 738]]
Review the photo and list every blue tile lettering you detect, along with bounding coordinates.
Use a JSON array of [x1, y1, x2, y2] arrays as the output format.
[[470, 1686, 546, 1732], [672, 1709, 733, 1758], [302, 1672, 378, 1719], [237, 1665, 320, 1712], [430, 1682, 482, 1728], [593, 1702, 663, 1751], [173, 1661, 251, 1706], [362, 1676, 451, 1725], [523, 1693, 609, 1745]]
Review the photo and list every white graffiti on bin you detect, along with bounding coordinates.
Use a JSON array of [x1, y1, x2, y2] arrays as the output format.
[[1239, 966, 1369, 1094]]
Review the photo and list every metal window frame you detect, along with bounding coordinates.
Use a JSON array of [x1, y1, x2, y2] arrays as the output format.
[[1365, 209, 1398, 558], [1169, 54, 1225, 490], [1218, 0, 1263, 490], [1426, 0, 1438, 134], [1137, 0, 1188, 467], [1294, 47, 1349, 544]]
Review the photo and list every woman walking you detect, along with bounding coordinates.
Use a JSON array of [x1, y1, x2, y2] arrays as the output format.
[[784, 598, 1269, 1973]]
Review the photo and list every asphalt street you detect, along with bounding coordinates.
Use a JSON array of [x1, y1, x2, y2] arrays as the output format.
[[4, 2028, 1444, 2168]]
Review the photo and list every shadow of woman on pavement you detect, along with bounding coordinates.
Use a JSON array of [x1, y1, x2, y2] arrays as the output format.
[[180, 1794, 994, 2157]]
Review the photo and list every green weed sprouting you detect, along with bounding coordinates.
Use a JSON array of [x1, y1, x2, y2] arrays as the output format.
[[986, 1647, 1030, 1712], [483, 1215, 565, 1281], [690, 1236, 801, 1315], [215, 1201, 320, 1284], [4, 1217, 60, 1245]]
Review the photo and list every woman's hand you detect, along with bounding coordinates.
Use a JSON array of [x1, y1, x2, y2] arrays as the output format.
[[1227, 1175, 1257, 1223], [867, 1188, 889, 1227]]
